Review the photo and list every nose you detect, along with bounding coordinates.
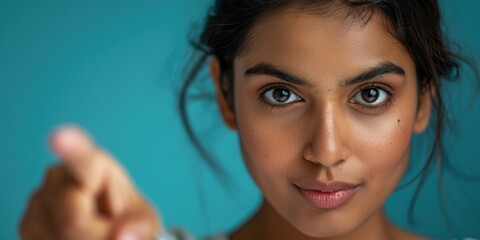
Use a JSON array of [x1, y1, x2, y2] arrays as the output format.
[[303, 104, 350, 167]]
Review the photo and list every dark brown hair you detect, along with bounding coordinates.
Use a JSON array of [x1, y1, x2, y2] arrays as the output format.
[[178, 0, 477, 231]]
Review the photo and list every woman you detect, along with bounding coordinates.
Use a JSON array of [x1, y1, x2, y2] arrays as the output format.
[[19, 0, 477, 239]]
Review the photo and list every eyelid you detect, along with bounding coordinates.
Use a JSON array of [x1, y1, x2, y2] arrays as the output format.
[[348, 82, 393, 101], [258, 83, 304, 100], [348, 82, 395, 114], [257, 83, 304, 111]]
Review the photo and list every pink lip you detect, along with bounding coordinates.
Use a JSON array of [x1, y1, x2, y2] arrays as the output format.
[[294, 181, 360, 209]]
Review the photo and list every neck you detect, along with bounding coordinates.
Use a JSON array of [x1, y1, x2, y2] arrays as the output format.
[[231, 199, 398, 240]]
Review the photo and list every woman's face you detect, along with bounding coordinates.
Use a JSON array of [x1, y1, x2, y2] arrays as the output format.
[[212, 8, 431, 238]]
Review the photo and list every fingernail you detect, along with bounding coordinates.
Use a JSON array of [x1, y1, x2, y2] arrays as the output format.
[[119, 232, 140, 240], [58, 127, 80, 146], [51, 126, 81, 157]]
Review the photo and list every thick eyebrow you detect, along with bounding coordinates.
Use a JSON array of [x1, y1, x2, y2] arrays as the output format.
[[245, 63, 314, 88], [244, 62, 405, 88], [338, 62, 406, 87]]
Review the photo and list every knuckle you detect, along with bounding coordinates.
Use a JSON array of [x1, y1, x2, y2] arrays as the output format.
[[19, 194, 48, 240], [19, 219, 40, 240], [22, 189, 43, 221], [59, 213, 89, 239], [44, 165, 65, 184], [94, 148, 115, 165], [42, 173, 76, 208], [27, 188, 42, 205], [56, 190, 91, 233], [19, 226, 32, 240], [19, 216, 30, 238]]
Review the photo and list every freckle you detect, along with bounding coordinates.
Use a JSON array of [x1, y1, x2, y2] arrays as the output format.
[[327, 89, 331, 93]]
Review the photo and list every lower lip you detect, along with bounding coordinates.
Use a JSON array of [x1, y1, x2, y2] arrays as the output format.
[[297, 187, 358, 209]]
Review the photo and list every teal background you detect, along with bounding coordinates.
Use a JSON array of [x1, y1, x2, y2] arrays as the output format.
[[0, 1, 479, 239]]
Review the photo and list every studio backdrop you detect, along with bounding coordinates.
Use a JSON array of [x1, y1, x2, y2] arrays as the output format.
[[0, 1, 479, 239]]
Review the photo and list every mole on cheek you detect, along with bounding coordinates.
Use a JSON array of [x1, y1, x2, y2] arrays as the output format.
[[397, 118, 400, 123]]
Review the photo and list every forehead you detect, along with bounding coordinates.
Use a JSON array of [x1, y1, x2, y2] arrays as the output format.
[[235, 8, 415, 83]]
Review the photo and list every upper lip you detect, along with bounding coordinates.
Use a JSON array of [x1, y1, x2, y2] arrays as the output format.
[[294, 180, 361, 192]]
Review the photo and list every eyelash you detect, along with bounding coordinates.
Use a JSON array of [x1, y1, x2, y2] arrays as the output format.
[[257, 83, 302, 111], [257, 82, 395, 114], [350, 83, 394, 114]]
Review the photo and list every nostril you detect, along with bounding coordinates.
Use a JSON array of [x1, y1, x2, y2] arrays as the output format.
[[302, 142, 348, 167], [333, 159, 345, 167]]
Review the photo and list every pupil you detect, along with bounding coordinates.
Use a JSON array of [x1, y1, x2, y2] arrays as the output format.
[[273, 88, 290, 102], [361, 88, 379, 103]]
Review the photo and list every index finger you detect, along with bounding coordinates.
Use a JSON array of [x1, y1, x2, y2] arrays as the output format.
[[49, 125, 108, 193]]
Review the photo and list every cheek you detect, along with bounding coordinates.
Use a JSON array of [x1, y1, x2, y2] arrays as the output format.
[[236, 116, 295, 179], [237, 119, 286, 201], [234, 94, 306, 189], [352, 113, 415, 195]]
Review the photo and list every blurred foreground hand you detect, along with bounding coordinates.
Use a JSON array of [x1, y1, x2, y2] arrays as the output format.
[[19, 126, 161, 240]]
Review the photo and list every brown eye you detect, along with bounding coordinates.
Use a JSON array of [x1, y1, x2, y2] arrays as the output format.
[[263, 87, 301, 105], [353, 87, 389, 107], [361, 88, 380, 103]]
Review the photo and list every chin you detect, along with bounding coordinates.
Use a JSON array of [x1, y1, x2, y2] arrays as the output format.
[[298, 225, 352, 238], [288, 213, 359, 238]]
